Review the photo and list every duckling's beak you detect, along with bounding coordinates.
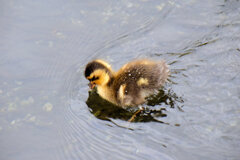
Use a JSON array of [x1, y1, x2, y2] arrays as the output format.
[[88, 82, 96, 89]]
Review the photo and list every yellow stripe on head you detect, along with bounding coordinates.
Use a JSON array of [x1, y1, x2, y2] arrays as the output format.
[[95, 59, 112, 70], [87, 69, 110, 86]]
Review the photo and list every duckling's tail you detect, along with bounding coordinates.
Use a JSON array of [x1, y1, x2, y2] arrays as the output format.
[[156, 60, 170, 86]]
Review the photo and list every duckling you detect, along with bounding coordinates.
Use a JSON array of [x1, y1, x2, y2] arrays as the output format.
[[84, 59, 169, 108]]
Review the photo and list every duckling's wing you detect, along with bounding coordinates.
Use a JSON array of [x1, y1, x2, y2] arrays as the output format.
[[113, 59, 169, 106]]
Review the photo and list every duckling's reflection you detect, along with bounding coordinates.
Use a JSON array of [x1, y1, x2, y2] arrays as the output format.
[[86, 88, 183, 123]]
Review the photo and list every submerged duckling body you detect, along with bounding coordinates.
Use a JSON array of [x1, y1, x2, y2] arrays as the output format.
[[84, 59, 169, 107]]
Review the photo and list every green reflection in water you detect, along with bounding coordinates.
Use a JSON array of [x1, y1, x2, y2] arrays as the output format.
[[86, 88, 183, 123]]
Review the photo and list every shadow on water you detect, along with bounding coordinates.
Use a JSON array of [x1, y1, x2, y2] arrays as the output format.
[[86, 87, 184, 124]]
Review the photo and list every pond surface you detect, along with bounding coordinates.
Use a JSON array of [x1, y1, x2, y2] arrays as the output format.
[[0, 0, 240, 160]]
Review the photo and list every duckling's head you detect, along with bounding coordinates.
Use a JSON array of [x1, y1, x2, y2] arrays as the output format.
[[84, 60, 113, 89]]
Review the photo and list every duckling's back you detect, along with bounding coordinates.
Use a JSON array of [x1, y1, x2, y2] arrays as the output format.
[[113, 59, 169, 107]]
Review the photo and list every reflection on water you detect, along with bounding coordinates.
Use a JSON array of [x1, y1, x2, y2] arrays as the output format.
[[86, 87, 183, 124]]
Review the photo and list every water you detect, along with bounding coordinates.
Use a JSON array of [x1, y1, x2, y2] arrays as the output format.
[[0, 0, 240, 159]]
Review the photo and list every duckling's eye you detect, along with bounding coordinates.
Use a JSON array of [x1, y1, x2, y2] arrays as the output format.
[[89, 76, 99, 81]]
